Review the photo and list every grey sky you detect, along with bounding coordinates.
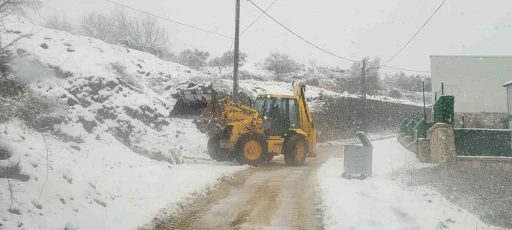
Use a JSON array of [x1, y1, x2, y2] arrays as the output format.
[[34, 0, 512, 74]]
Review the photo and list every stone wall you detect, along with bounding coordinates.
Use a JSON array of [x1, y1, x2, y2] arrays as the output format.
[[313, 96, 429, 142], [428, 123, 456, 165], [417, 138, 431, 163], [454, 112, 508, 129]]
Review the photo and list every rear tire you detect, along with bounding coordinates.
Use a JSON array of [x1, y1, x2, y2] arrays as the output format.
[[207, 133, 231, 161], [283, 135, 307, 166], [235, 133, 268, 166]]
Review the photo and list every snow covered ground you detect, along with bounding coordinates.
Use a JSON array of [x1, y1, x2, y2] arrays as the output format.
[[318, 132, 398, 147], [316, 138, 502, 230], [0, 121, 246, 229], [1, 16, 216, 161], [0, 17, 248, 230]]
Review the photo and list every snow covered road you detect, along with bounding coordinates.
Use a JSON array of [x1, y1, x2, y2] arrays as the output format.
[[153, 146, 344, 230], [317, 138, 503, 230]]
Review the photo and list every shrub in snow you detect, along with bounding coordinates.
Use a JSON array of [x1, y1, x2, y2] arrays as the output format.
[[0, 160, 21, 179], [0, 143, 11, 160], [148, 149, 171, 163], [306, 78, 320, 87], [43, 15, 75, 34], [17, 93, 67, 133], [1, 59, 67, 132], [0, 161, 29, 182], [387, 89, 403, 99]]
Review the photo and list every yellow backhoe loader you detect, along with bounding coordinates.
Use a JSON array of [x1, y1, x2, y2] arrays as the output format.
[[207, 83, 317, 166]]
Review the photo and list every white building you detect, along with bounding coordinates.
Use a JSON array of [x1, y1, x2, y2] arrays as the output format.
[[430, 55, 512, 113]]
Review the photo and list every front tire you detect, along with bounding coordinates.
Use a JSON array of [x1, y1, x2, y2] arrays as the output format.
[[207, 133, 231, 161], [283, 135, 307, 166], [235, 133, 268, 166]]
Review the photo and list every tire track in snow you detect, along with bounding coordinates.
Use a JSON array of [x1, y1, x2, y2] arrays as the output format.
[[154, 146, 341, 230]]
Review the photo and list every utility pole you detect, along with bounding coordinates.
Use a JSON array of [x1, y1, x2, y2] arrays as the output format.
[[232, 0, 241, 104], [361, 59, 367, 132], [422, 79, 427, 123]]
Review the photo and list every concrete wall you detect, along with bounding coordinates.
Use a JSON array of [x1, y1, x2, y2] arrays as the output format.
[[456, 156, 512, 173], [430, 55, 512, 113]]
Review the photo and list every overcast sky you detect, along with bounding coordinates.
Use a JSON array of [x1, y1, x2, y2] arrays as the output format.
[[32, 0, 512, 75]]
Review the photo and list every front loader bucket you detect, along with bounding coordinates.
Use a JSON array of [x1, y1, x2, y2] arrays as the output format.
[[170, 82, 217, 118], [169, 82, 228, 136]]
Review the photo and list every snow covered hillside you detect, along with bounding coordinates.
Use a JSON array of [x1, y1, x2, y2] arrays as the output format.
[[316, 139, 502, 230], [0, 16, 247, 229], [2, 16, 213, 160], [212, 79, 425, 111]]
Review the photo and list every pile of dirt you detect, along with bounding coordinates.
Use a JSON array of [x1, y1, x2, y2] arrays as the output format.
[[401, 166, 512, 228]]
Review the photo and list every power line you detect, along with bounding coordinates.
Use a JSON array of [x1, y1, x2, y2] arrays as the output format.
[[240, 0, 279, 36], [104, 0, 233, 39], [383, 0, 447, 66], [247, 0, 431, 73], [380, 64, 431, 73], [246, 0, 357, 62]]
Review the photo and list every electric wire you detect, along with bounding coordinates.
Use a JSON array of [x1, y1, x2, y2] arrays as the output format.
[[247, 0, 431, 73], [383, 0, 447, 66], [104, 0, 233, 39]]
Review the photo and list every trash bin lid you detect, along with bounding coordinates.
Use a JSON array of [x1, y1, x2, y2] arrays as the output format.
[[356, 131, 372, 148]]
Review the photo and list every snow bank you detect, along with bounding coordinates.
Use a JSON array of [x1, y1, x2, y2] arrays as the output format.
[[0, 121, 246, 229], [316, 139, 500, 230]]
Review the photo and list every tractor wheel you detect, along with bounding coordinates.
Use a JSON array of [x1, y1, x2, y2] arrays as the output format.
[[207, 133, 231, 162], [283, 135, 307, 166], [235, 133, 268, 166]]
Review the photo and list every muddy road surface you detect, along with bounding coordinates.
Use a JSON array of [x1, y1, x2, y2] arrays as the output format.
[[154, 146, 343, 230]]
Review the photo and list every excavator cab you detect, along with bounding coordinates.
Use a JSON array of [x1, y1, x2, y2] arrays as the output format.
[[254, 96, 300, 136]]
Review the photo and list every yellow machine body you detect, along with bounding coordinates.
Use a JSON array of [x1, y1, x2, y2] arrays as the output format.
[[208, 83, 317, 165]]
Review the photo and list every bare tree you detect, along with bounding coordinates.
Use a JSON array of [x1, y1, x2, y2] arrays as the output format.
[[77, 9, 171, 59], [111, 7, 134, 42], [0, 0, 42, 19], [43, 15, 74, 33], [0, 0, 41, 55], [109, 11, 170, 57], [139, 16, 169, 51], [79, 12, 115, 42]]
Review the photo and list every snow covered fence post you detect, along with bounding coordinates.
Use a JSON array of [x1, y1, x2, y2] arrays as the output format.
[[428, 123, 456, 165]]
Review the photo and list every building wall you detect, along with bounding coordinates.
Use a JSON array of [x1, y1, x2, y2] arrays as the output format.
[[430, 56, 512, 113]]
